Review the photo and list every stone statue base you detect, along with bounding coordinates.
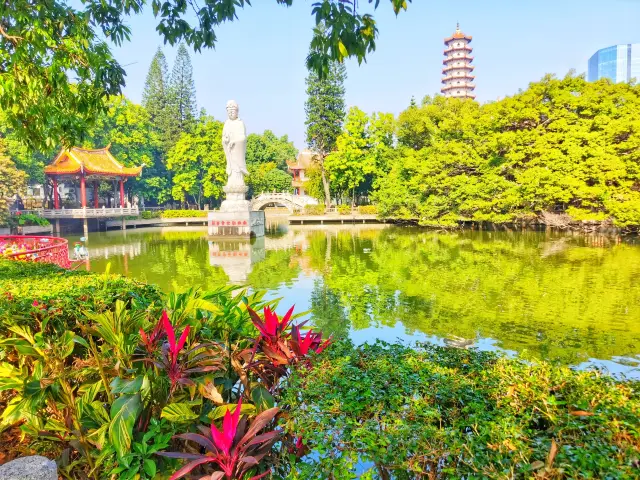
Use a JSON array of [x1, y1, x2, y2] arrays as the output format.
[[219, 185, 251, 212], [208, 237, 265, 284], [209, 184, 265, 238]]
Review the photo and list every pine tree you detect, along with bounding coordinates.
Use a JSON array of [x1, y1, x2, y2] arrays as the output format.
[[142, 47, 169, 120], [169, 43, 197, 137], [304, 60, 347, 207]]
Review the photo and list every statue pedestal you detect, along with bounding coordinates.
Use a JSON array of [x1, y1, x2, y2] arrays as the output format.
[[209, 185, 265, 238]]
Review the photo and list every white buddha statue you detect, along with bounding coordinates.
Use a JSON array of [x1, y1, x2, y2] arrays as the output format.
[[222, 100, 249, 188]]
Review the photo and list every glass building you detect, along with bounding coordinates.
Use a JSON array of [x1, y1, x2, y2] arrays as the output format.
[[588, 44, 640, 83]]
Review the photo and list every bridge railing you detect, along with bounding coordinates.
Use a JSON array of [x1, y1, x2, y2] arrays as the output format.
[[1, 235, 70, 269]]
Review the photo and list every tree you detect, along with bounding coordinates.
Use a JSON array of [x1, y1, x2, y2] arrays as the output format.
[[142, 48, 175, 151], [374, 73, 640, 229], [168, 43, 197, 139], [325, 107, 395, 205], [247, 162, 293, 195], [85, 96, 170, 204], [166, 116, 226, 208], [1, 1, 411, 151], [305, 60, 347, 207], [0, 140, 27, 222], [245, 130, 298, 170], [0, 110, 47, 184]]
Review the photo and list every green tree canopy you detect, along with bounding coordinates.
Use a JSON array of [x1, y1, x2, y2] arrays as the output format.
[[85, 96, 170, 203], [0, 140, 27, 222], [2, 1, 410, 151], [166, 116, 226, 208], [168, 44, 197, 139], [247, 162, 293, 195], [245, 130, 297, 170], [374, 74, 640, 229]]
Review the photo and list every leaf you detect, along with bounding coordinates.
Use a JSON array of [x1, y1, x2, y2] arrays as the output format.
[[208, 402, 255, 421], [546, 439, 558, 469], [111, 376, 144, 394], [161, 403, 199, 423], [143, 459, 156, 478], [251, 385, 275, 412], [338, 40, 348, 58], [569, 410, 594, 416], [238, 407, 279, 447], [199, 381, 224, 404], [109, 393, 142, 458]]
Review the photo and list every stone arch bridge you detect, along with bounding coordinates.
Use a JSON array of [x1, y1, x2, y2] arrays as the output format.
[[251, 192, 318, 213]]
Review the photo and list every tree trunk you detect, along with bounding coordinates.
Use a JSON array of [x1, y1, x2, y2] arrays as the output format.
[[320, 161, 331, 209]]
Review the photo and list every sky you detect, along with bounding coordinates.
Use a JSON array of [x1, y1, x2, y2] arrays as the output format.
[[110, 0, 640, 149]]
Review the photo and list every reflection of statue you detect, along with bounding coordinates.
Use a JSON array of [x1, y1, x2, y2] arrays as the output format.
[[222, 100, 249, 187]]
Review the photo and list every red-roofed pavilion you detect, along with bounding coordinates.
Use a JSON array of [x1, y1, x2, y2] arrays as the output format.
[[44, 145, 142, 209]]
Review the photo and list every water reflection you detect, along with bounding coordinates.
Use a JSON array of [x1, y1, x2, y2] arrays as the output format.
[[67, 225, 640, 376]]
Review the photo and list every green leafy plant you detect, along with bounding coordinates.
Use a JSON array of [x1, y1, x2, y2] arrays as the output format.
[[11, 212, 50, 227], [357, 205, 378, 215], [303, 204, 325, 215], [161, 210, 209, 219], [336, 204, 351, 215]]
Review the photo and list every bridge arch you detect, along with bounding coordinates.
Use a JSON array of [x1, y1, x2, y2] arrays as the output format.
[[250, 193, 319, 214]]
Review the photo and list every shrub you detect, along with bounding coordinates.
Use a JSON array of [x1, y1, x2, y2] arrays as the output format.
[[140, 210, 160, 220], [357, 205, 378, 215], [161, 209, 208, 218], [10, 212, 50, 227], [0, 260, 331, 480], [303, 204, 325, 215], [337, 204, 351, 215], [282, 340, 640, 479]]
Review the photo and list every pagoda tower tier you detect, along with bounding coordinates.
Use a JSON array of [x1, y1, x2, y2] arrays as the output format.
[[441, 23, 476, 99]]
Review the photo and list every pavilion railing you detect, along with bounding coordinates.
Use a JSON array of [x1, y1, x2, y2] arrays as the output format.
[[18, 207, 140, 218], [1, 235, 71, 269]]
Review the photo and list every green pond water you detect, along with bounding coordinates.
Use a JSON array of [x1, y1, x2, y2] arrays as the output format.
[[69, 224, 640, 377]]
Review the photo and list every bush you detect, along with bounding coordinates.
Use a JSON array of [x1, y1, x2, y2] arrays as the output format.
[[141, 210, 160, 220], [357, 205, 378, 215], [161, 209, 208, 218], [0, 259, 332, 480], [303, 204, 325, 215], [282, 340, 640, 479], [0, 260, 161, 332], [11, 212, 50, 227], [337, 204, 351, 215]]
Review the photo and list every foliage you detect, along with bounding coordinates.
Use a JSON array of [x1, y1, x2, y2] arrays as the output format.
[[161, 209, 209, 218], [305, 59, 347, 206], [325, 107, 394, 205], [283, 339, 640, 479], [357, 205, 378, 214], [10, 212, 50, 227], [1, 1, 411, 152], [167, 116, 226, 207], [168, 44, 197, 139], [336, 204, 351, 215], [142, 47, 174, 153], [0, 259, 331, 479], [141, 210, 161, 220], [85, 96, 169, 203], [0, 111, 48, 183], [246, 130, 297, 171], [248, 162, 293, 196], [374, 75, 640, 229], [303, 204, 326, 215], [0, 141, 27, 222]]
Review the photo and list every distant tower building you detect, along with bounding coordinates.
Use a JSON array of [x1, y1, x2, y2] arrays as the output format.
[[441, 23, 475, 99], [588, 44, 640, 83]]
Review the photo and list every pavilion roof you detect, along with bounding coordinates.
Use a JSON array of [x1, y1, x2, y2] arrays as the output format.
[[44, 145, 142, 177]]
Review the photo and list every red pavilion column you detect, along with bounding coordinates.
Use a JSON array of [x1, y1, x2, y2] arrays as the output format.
[[119, 178, 125, 207], [80, 174, 87, 208], [52, 177, 60, 209], [93, 181, 99, 208]]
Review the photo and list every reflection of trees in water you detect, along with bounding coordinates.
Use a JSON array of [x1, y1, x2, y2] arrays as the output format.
[[309, 278, 349, 338], [246, 249, 300, 290], [304, 228, 640, 364]]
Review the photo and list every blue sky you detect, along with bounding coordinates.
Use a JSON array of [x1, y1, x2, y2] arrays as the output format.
[[110, 0, 640, 149]]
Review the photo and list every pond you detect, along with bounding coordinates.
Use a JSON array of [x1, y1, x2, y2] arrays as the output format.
[[68, 223, 640, 377]]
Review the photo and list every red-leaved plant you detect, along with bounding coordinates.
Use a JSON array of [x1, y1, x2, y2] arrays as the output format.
[[159, 398, 280, 480], [141, 311, 223, 395]]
